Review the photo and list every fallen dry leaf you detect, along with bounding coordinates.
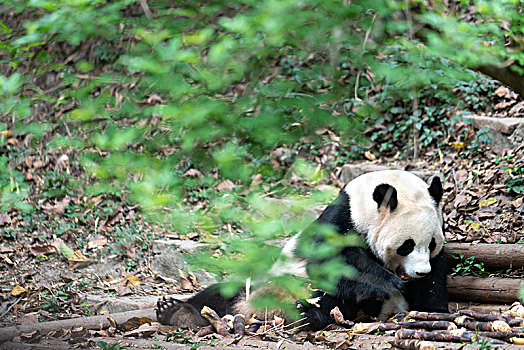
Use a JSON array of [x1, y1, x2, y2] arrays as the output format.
[[494, 86, 508, 97], [479, 197, 498, 207], [11, 285, 28, 296], [364, 150, 376, 161], [455, 169, 469, 184], [87, 235, 108, 249], [123, 323, 178, 337], [187, 271, 200, 289], [68, 250, 91, 270], [450, 141, 465, 149], [512, 197, 523, 208], [178, 269, 194, 291], [183, 169, 202, 177], [29, 238, 65, 256], [330, 306, 354, 327], [0, 246, 13, 253], [126, 275, 141, 287], [41, 197, 71, 214], [3, 255, 14, 265], [119, 316, 155, 332], [217, 179, 236, 192], [0, 213, 11, 226]]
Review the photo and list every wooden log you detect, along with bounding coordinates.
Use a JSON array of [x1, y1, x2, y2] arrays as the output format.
[[233, 314, 246, 337], [352, 322, 401, 333], [395, 328, 506, 345], [448, 302, 511, 314], [389, 338, 436, 350], [445, 243, 524, 268], [200, 306, 230, 335], [447, 276, 522, 303], [0, 308, 156, 342], [397, 321, 456, 331]]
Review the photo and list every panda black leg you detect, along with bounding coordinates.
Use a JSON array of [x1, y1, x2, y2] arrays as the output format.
[[302, 294, 370, 331], [156, 284, 243, 328], [404, 249, 449, 313], [157, 296, 210, 328]]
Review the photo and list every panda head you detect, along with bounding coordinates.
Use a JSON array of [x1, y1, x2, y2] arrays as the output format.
[[346, 170, 444, 280]]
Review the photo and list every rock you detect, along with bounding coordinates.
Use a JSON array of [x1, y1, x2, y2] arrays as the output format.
[[509, 123, 524, 147], [465, 115, 522, 135], [509, 101, 524, 116], [464, 115, 524, 152], [337, 164, 365, 184], [152, 239, 207, 254], [336, 164, 440, 184], [150, 243, 216, 287], [87, 259, 126, 278], [337, 164, 402, 184], [489, 132, 514, 152]]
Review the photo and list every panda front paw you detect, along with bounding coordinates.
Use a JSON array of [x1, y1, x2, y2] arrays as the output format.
[[384, 272, 404, 294], [156, 296, 209, 328], [156, 296, 182, 325], [302, 305, 332, 331]]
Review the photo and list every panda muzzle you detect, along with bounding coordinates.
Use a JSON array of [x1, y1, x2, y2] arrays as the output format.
[[395, 266, 412, 281]]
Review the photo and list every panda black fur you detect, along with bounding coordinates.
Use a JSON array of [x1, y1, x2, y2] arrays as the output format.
[[157, 170, 448, 330]]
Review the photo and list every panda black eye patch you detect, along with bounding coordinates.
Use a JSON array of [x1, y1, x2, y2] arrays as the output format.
[[396, 239, 415, 256], [429, 237, 436, 252]]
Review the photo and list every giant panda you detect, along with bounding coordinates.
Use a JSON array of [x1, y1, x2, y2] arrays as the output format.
[[156, 170, 449, 331]]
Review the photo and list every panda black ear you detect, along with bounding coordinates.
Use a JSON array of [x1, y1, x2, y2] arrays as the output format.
[[372, 184, 397, 211], [428, 176, 443, 204]]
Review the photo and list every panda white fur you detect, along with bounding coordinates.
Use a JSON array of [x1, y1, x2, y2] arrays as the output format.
[[157, 170, 448, 330]]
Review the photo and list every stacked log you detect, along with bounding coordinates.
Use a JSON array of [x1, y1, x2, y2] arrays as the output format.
[[444, 243, 524, 269], [444, 243, 523, 304]]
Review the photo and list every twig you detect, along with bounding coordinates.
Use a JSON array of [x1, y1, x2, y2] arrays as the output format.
[[139, 0, 153, 19], [62, 120, 72, 138], [451, 167, 459, 191], [403, 0, 419, 160], [279, 317, 310, 334], [285, 92, 315, 99], [354, 13, 377, 101], [0, 296, 22, 319], [86, 299, 107, 312], [283, 317, 307, 330], [412, 88, 419, 160]]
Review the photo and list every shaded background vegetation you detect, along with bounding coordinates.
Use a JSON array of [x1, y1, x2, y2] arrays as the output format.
[[1, 0, 523, 306]]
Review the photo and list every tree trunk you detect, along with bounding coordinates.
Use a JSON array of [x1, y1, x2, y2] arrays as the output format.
[[447, 276, 522, 303], [445, 243, 524, 269], [479, 64, 524, 100]]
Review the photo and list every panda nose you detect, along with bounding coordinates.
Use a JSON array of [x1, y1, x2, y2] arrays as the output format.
[[416, 272, 428, 277]]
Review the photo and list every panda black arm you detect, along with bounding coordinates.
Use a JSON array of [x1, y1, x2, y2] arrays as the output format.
[[306, 246, 403, 302], [403, 249, 449, 313], [335, 246, 404, 301], [302, 247, 403, 330]]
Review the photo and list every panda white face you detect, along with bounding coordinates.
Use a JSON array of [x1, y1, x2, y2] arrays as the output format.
[[380, 208, 444, 279], [345, 170, 444, 280]]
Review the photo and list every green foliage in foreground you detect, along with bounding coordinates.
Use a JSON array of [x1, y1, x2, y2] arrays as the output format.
[[1, 0, 522, 303]]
